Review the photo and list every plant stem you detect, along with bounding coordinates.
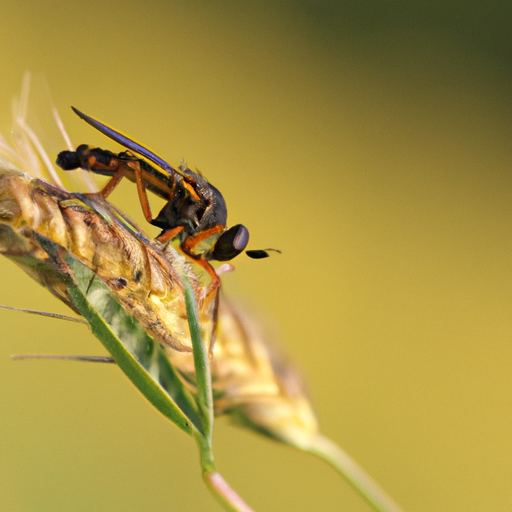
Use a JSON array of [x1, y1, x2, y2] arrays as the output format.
[[182, 274, 214, 442], [203, 471, 256, 512], [306, 434, 404, 512], [181, 276, 255, 511]]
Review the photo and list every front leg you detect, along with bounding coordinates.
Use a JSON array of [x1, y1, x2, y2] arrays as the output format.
[[177, 226, 224, 289]]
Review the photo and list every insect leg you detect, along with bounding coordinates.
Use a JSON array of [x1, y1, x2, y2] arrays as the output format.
[[184, 255, 220, 287], [57, 146, 131, 199], [180, 228, 226, 296], [156, 225, 185, 243], [98, 165, 127, 198], [205, 282, 220, 352], [180, 225, 225, 282], [181, 225, 226, 255], [127, 159, 154, 224]]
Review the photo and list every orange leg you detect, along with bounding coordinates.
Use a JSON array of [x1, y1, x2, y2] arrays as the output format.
[[180, 224, 225, 281], [157, 226, 222, 346], [156, 225, 185, 243], [186, 256, 220, 288], [98, 160, 153, 225], [98, 166, 127, 198], [181, 247, 221, 351], [180, 225, 225, 284], [129, 160, 154, 224], [99, 159, 167, 226], [181, 225, 225, 254], [163, 227, 226, 350], [156, 226, 221, 286], [207, 280, 220, 352]]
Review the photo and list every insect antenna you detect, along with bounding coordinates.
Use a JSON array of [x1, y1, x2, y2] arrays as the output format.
[[245, 248, 282, 259]]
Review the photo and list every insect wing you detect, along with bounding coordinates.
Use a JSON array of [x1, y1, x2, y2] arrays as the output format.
[[71, 107, 177, 174]]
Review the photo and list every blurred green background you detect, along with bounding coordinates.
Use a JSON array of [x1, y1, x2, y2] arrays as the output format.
[[1, 1, 512, 511]]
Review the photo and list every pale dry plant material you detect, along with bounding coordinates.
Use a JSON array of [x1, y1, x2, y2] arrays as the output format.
[[0, 161, 318, 450]]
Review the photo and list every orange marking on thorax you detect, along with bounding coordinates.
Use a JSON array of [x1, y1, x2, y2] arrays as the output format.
[[182, 181, 200, 202]]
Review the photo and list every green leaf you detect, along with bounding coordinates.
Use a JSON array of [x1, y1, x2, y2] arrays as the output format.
[[36, 233, 205, 438], [182, 274, 214, 471]]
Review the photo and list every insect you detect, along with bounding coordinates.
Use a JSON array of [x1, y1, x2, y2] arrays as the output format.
[[56, 107, 274, 285]]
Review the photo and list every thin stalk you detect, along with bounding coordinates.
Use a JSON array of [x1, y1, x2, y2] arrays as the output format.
[[11, 354, 114, 363], [203, 471, 256, 512], [0, 304, 86, 323], [305, 434, 404, 512], [182, 274, 214, 450], [182, 275, 255, 511]]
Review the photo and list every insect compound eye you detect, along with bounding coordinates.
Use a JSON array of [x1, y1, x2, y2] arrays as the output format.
[[211, 224, 250, 261]]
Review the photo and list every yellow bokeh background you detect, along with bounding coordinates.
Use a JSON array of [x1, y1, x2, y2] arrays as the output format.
[[1, 2, 512, 511]]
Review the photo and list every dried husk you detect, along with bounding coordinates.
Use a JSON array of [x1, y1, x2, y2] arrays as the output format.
[[169, 300, 320, 447], [0, 161, 319, 446], [0, 163, 213, 352]]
